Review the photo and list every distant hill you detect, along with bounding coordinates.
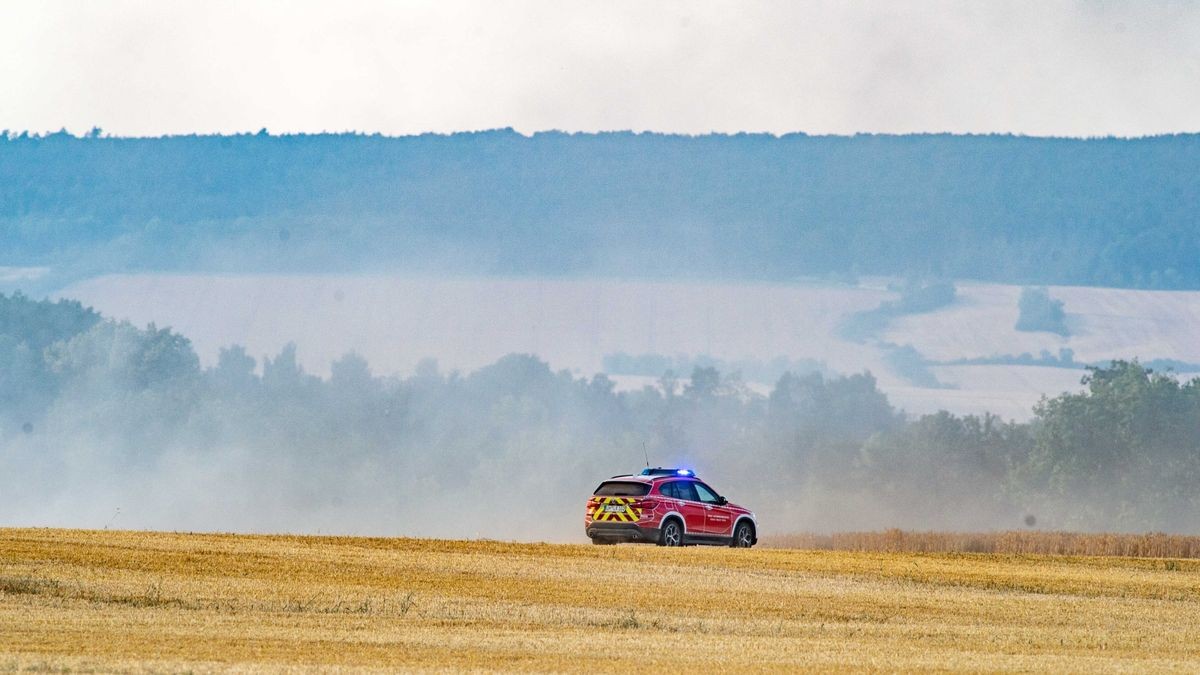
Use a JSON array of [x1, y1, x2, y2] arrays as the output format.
[[3, 130, 1199, 288]]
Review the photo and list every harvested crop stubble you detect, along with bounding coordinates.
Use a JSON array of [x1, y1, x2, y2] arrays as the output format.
[[2, 528, 1200, 672], [764, 529, 1200, 558]]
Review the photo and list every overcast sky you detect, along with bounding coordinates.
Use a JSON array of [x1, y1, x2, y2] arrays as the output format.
[[3, 0, 1199, 138]]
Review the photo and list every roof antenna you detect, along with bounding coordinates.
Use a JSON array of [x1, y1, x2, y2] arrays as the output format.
[[642, 441, 650, 468]]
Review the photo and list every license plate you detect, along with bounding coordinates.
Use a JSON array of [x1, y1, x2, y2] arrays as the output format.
[[604, 505, 627, 513]]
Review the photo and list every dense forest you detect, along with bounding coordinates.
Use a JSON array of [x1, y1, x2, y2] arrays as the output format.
[[3, 130, 1200, 289], [3, 292, 1198, 538]]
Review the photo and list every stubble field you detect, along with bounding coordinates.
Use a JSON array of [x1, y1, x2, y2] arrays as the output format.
[[2, 528, 1200, 672]]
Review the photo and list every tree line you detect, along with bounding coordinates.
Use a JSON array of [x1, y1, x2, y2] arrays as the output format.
[[2, 292, 1198, 538], [4, 131, 1200, 291]]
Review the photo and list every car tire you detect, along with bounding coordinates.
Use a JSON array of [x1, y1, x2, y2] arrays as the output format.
[[731, 521, 754, 548], [658, 519, 683, 547]]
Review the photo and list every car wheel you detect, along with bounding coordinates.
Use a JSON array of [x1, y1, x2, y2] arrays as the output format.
[[658, 519, 683, 547], [731, 521, 754, 548]]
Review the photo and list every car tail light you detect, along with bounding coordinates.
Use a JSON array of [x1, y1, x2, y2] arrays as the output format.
[[630, 499, 658, 510]]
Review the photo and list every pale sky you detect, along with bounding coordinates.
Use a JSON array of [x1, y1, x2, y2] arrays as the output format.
[[2, 0, 1199, 137]]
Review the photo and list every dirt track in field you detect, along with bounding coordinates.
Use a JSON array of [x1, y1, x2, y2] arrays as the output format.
[[3, 528, 1200, 672]]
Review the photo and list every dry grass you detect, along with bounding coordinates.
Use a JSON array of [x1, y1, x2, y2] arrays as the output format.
[[764, 529, 1200, 559], [3, 528, 1200, 672]]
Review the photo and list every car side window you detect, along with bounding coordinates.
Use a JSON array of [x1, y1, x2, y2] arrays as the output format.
[[677, 481, 700, 502], [694, 483, 721, 504], [660, 482, 678, 499]]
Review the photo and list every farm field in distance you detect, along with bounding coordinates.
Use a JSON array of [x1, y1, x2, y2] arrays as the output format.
[[57, 274, 1200, 421], [3, 529, 1200, 672]]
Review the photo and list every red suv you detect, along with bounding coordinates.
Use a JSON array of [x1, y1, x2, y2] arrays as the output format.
[[585, 468, 757, 547]]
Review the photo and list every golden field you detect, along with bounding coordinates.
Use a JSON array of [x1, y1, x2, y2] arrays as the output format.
[[3, 528, 1200, 672], [763, 529, 1200, 558]]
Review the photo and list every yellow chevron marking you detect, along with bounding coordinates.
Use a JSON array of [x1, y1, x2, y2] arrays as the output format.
[[591, 495, 645, 521]]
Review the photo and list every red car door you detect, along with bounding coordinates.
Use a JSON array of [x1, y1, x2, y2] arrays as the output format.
[[665, 481, 708, 534], [694, 482, 734, 536]]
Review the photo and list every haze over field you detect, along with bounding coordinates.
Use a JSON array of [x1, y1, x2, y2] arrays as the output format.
[[5, 281, 1200, 540]]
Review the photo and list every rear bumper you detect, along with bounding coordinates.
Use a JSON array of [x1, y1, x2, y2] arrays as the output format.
[[586, 522, 660, 543]]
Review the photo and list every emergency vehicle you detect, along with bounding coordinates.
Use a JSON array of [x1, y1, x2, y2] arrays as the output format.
[[585, 468, 756, 547]]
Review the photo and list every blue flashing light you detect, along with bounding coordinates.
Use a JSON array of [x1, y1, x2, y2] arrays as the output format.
[[640, 467, 698, 477]]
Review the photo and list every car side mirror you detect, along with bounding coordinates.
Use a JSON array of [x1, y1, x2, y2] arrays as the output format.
[[718, 496, 728, 505]]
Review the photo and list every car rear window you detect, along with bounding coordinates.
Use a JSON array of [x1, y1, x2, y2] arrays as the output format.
[[593, 481, 650, 497]]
